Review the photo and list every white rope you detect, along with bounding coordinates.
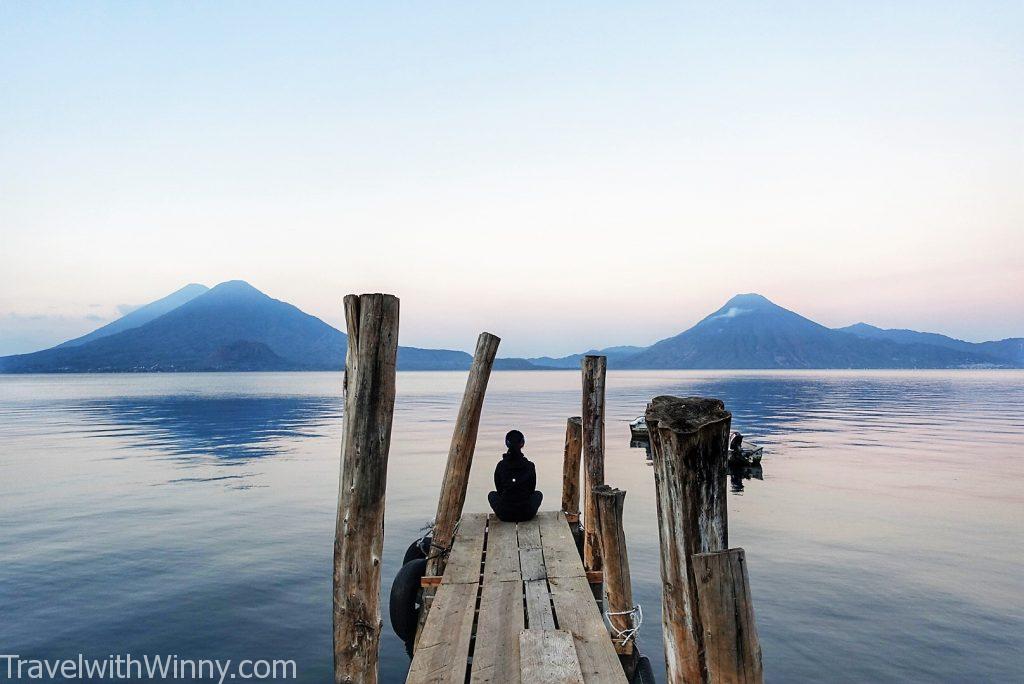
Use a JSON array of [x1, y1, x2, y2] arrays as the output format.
[[605, 603, 643, 646]]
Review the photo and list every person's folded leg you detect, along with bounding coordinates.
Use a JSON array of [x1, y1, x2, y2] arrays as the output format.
[[488, 491, 502, 517], [523, 490, 543, 520], [489, 490, 544, 522]]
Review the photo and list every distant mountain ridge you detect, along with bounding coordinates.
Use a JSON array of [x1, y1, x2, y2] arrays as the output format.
[[56, 283, 209, 348], [0, 285, 1019, 372], [837, 322, 1024, 367], [526, 294, 1020, 370], [617, 293, 1008, 369], [528, 345, 645, 369], [0, 281, 511, 372]]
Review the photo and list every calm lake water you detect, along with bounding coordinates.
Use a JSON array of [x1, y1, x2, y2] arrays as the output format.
[[2, 371, 1023, 682]]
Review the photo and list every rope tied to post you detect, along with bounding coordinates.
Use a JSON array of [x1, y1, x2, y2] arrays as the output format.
[[425, 518, 461, 562], [605, 603, 643, 646]]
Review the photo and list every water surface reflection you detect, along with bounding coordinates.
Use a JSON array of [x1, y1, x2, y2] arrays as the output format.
[[68, 394, 341, 461], [1, 370, 1021, 683]]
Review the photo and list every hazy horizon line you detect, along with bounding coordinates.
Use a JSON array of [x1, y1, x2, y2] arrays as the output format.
[[2, 279, 1020, 359]]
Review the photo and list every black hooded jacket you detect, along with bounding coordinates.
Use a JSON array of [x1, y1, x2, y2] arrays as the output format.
[[493, 450, 537, 502]]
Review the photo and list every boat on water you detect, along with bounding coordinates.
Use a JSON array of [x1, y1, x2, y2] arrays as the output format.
[[629, 416, 648, 439], [729, 431, 763, 466], [631, 417, 763, 466]]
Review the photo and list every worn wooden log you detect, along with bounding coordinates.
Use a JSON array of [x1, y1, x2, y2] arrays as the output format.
[[593, 484, 637, 668], [646, 395, 732, 684], [581, 355, 607, 572], [426, 332, 501, 578], [693, 549, 763, 683], [561, 416, 583, 519], [333, 293, 400, 684]]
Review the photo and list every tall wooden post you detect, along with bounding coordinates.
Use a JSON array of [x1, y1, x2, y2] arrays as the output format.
[[561, 416, 583, 520], [646, 395, 732, 684], [333, 293, 400, 684], [593, 484, 637, 673], [426, 332, 500, 578], [581, 355, 607, 572], [693, 549, 763, 683]]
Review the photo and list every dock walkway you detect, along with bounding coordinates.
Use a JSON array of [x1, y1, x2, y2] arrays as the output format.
[[407, 511, 626, 684]]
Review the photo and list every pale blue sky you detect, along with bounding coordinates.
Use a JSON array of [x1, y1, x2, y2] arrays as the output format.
[[2, 2, 1021, 356]]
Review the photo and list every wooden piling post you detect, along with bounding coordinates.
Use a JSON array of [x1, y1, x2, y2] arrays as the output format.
[[333, 293, 400, 684], [426, 332, 501, 578], [693, 549, 763, 683], [593, 484, 637, 670], [561, 416, 583, 520], [646, 395, 732, 684], [581, 355, 607, 572]]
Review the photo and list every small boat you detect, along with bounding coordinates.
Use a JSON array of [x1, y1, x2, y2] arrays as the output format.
[[632, 420, 762, 465], [629, 416, 648, 440], [729, 431, 763, 467]]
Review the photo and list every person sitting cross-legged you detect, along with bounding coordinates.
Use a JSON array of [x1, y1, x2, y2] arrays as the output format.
[[487, 429, 543, 523]]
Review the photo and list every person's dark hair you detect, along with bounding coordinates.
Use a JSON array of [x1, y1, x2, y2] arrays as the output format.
[[504, 429, 525, 452]]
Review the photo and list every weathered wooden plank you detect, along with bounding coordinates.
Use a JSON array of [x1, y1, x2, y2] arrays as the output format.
[[538, 511, 586, 579], [646, 396, 732, 684], [519, 547, 546, 582], [471, 514, 525, 684], [519, 629, 585, 684], [484, 517, 521, 582], [561, 417, 583, 517], [593, 486, 635, 650], [334, 293, 400, 684], [581, 355, 607, 572], [470, 579, 525, 684], [407, 582, 478, 684], [417, 513, 488, 651], [428, 332, 501, 578], [440, 513, 487, 585], [517, 517, 542, 550], [415, 509, 630, 684], [548, 574, 627, 684], [524, 579, 556, 631], [693, 549, 763, 683], [518, 517, 550, 630]]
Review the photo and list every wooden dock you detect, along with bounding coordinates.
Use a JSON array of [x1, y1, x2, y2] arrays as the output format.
[[332, 303, 762, 684], [407, 511, 626, 684]]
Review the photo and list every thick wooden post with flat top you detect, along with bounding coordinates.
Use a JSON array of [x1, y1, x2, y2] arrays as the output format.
[[693, 549, 764, 683], [646, 395, 732, 684], [333, 293, 400, 684], [426, 332, 500, 578], [581, 355, 607, 572], [593, 484, 638, 674], [561, 416, 583, 519]]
